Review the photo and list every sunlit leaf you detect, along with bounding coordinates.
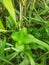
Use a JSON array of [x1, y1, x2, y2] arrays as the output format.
[[2, 0, 16, 24]]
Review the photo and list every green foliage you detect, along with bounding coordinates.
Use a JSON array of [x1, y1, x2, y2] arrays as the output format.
[[0, 0, 49, 65], [0, 19, 5, 29], [0, 39, 6, 56], [2, 0, 16, 24]]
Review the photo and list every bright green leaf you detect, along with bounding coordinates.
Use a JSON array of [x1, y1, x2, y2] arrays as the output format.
[[2, 0, 16, 24]]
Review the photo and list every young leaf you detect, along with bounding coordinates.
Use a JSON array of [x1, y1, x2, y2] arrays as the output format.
[[15, 43, 24, 52]]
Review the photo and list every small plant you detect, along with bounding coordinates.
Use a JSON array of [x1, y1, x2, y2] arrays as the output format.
[[0, 0, 49, 65]]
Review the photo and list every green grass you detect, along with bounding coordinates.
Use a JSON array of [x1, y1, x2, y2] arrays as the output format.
[[0, 0, 49, 65]]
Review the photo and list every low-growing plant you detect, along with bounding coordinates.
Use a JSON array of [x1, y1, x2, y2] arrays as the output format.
[[0, 0, 49, 65]]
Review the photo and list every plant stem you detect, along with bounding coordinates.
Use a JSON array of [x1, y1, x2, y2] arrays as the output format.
[[20, 3, 23, 20], [19, 1, 23, 30]]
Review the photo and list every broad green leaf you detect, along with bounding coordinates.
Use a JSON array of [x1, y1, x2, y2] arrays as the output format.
[[30, 43, 46, 50], [2, 0, 16, 24], [34, 38, 49, 50], [26, 34, 49, 50], [12, 32, 19, 42], [15, 43, 24, 52], [12, 27, 27, 45]]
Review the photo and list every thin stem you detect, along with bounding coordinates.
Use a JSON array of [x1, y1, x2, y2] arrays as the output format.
[[20, 3, 23, 20], [19, 1, 23, 30], [0, 29, 13, 32]]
